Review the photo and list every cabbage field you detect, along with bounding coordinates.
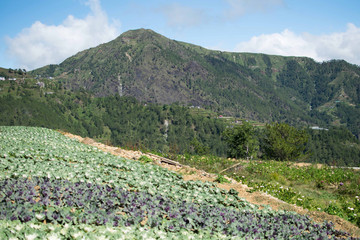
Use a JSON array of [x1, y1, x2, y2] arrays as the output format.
[[0, 126, 358, 239]]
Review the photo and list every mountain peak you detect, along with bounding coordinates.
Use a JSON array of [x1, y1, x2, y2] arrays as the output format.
[[117, 28, 167, 44], [124, 28, 157, 35]]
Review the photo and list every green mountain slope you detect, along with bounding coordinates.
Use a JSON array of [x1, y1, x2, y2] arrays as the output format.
[[30, 29, 359, 131]]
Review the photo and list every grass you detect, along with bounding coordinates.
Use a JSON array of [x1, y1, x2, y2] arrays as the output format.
[[166, 153, 360, 227], [172, 154, 239, 174]]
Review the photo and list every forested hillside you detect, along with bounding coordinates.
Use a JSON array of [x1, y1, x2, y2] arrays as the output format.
[[1, 78, 359, 166], [0, 78, 226, 156]]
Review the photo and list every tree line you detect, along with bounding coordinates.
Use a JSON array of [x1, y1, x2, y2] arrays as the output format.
[[0, 78, 359, 166], [223, 122, 308, 162], [223, 121, 360, 166]]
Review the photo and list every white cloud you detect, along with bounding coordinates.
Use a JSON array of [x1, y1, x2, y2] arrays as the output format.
[[235, 23, 360, 65], [6, 0, 120, 70], [224, 0, 284, 18], [159, 3, 206, 28]]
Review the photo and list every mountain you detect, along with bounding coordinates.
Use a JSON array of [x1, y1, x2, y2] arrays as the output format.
[[2, 29, 360, 165], [31, 28, 360, 130]]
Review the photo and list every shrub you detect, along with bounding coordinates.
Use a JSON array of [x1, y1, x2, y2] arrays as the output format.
[[215, 174, 231, 184], [138, 155, 153, 163]]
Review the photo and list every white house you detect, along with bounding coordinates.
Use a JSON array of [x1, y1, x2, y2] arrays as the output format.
[[310, 126, 329, 131], [36, 82, 45, 88]]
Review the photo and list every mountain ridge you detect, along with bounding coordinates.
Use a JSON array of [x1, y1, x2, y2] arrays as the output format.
[[30, 28, 360, 130]]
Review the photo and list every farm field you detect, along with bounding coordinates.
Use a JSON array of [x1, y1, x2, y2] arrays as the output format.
[[0, 126, 359, 239]]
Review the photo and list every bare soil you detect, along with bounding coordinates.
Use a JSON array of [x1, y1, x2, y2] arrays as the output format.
[[60, 131, 360, 238]]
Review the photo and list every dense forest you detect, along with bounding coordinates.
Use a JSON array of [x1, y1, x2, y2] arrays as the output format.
[[0, 77, 359, 166], [306, 126, 360, 166]]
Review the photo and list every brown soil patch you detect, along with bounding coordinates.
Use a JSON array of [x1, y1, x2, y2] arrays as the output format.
[[293, 162, 324, 168], [60, 131, 360, 238]]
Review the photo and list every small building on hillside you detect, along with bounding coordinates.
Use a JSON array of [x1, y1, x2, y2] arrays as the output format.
[[310, 126, 329, 131], [36, 82, 45, 88]]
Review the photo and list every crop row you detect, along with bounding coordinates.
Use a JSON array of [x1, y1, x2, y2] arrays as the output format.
[[0, 176, 355, 239], [0, 126, 253, 210], [0, 220, 231, 240]]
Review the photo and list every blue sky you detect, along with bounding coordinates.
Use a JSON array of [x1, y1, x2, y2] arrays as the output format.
[[1, 0, 360, 70]]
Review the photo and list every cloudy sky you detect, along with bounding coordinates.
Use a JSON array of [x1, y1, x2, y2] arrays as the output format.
[[1, 0, 360, 70]]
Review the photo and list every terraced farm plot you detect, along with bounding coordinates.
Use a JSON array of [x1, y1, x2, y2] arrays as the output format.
[[0, 126, 358, 239]]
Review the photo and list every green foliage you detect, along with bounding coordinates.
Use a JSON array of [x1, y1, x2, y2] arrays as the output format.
[[324, 203, 344, 217], [215, 174, 231, 184], [189, 137, 210, 155], [246, 181, 316, 210], [138, 155, 153, 163], [226, 159, 360, 227], [306, 126, 360, 166], [222, 121, 259, 159], [335, 103, 360, 138], [277, 59, 314, 102], [263, 122, 309, 161], [315, 180, 326, 189], [172, 154, 238, 174]]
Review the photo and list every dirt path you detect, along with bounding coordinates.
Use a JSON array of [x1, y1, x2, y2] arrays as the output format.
[[60, 131, 360, 238]]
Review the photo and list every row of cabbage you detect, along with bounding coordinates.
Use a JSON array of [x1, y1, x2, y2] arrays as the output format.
[[2, 176, 349, 239], [0, 220, 229, 240], [0, 126, 357, 239], [0, 126, 250, 209]]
